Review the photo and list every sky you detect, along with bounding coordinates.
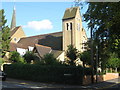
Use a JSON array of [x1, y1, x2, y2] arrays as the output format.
[[1, 1, 90, 37]]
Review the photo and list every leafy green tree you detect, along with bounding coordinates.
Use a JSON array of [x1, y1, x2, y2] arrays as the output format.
[[84, 2, 120, 54], [107, 52, 120, 72], [80, 50, 91, 67], [0, 9, 11, 57], [83, 2, 120, 71], [42, 53, 59, 65], [23, 51, 39, 63], [66, 45, 79, 66], [9, 51, 25, 63]]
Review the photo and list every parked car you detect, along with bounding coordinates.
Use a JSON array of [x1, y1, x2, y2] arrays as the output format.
[[0, 71, 7, 81]]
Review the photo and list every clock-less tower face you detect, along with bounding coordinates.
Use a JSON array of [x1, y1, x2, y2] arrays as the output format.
[[62, 7, 87, 52]]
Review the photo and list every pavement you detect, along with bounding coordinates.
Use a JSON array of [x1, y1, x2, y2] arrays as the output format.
[[1, 77, 120, 89], [86, 78, 120, 89]]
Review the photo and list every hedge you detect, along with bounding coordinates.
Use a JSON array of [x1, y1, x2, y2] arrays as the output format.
[[3, 64, 91, 85]]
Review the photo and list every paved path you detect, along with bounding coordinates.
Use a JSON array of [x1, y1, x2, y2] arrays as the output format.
[[87, 78, 120, 89], [1, 77, 120, 89]]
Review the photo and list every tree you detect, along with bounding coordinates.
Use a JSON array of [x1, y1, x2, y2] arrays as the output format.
[[9, 51, 25, 63], [84, 2, 120, 54], [107, 52, 120, 72], [83, 2, 120, 71], [42, 53, 59, 65], [66, 45, 79, 66], [23, 51, 39, 63], [0, 9, 11, 57], [80, 50, 91, 67]]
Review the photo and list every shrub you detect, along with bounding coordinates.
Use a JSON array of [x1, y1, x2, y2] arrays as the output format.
[[9, 51, 25, 63], [66, 45, 79, 66], [79, 51, 91, 65], [34, 60, 45, 65], [23, 51, 39, 63], [3, 64, 90, 85], [42, 53, 60, 65], [106, 52, 120, 72], [84, 68, 92, 75], [0, 58, 4, 65]]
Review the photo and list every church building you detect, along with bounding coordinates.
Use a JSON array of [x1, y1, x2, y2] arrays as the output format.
[[9, 6, 87, 63]]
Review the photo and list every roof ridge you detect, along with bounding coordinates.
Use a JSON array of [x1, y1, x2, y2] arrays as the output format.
[[14, 26, 21, 29], [35, 44, 51, 49], [21, 31, 62, 39], [10, 42, 23, 46], [63, 7, 79, 20], [10, 26, 20, 31]]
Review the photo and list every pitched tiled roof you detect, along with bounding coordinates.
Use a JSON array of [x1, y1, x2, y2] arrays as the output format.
[[62, 7, 78, 20], [51, 50, 63, 58], [10, 26, 20, 37], [35, 44, 52, 57], [10, 42, 27, 51], [18, 31, 62, 50], [38, 34, 62, 50]]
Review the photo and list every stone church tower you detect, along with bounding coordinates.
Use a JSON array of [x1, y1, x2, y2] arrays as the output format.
[[62, 7, 87, 52], [11, 6, 16, 30], [10, 6, 26, 43]]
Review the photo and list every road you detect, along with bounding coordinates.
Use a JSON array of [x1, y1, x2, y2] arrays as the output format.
[[1, 77, 120, 89]]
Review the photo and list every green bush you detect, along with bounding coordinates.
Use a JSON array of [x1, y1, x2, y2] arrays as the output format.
[[84, 68, 92, 75], [9, 51, 25, 63], [106, 52, 120, 72], [0, 58, 4, 65], [42, 53, 60, 65], [23, 51, 39, 63], [66, 45, 79, 66], [3, 64, 90, 85], [79, 51, 91, 65]]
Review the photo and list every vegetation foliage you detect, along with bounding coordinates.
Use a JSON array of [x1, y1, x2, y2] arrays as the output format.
[[3, 63, 92, 85], [23, 51, 39, 63], [66, 45, 79, 66], [80, 50, 91, 66], [9, 51, 25, 63], [0, 9, 11, 57], [83, 2, 120, 72], [41, 53, 60, 65], [107, 52, 120, 72]]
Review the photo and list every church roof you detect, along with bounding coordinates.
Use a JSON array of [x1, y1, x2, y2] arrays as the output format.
[[51, 50, 63, 58], [10, 42, 27, 51], [10, 26, 20, 37], [62, 7, 78, 20], [35, 44, 52, 57], [18, 31, 62, 50], [34, 44, 62, 58]]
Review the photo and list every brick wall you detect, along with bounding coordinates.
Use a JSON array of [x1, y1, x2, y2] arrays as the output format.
[[83, 73, 119, 85], [103, 73, 119, 81]]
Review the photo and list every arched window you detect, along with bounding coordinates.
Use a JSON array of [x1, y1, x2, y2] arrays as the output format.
[[66, 23, 69, 30], [66, 22, 73, 30]]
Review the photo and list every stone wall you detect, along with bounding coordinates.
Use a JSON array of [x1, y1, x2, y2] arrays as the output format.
[[83, 73, 119, 85]]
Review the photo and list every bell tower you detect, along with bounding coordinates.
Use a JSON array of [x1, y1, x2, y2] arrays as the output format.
[[62, 7, 85, 51]]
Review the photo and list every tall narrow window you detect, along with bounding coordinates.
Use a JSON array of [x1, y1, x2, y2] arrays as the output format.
[[66, 23, 69, 30], [70, 23, 72, 30]]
